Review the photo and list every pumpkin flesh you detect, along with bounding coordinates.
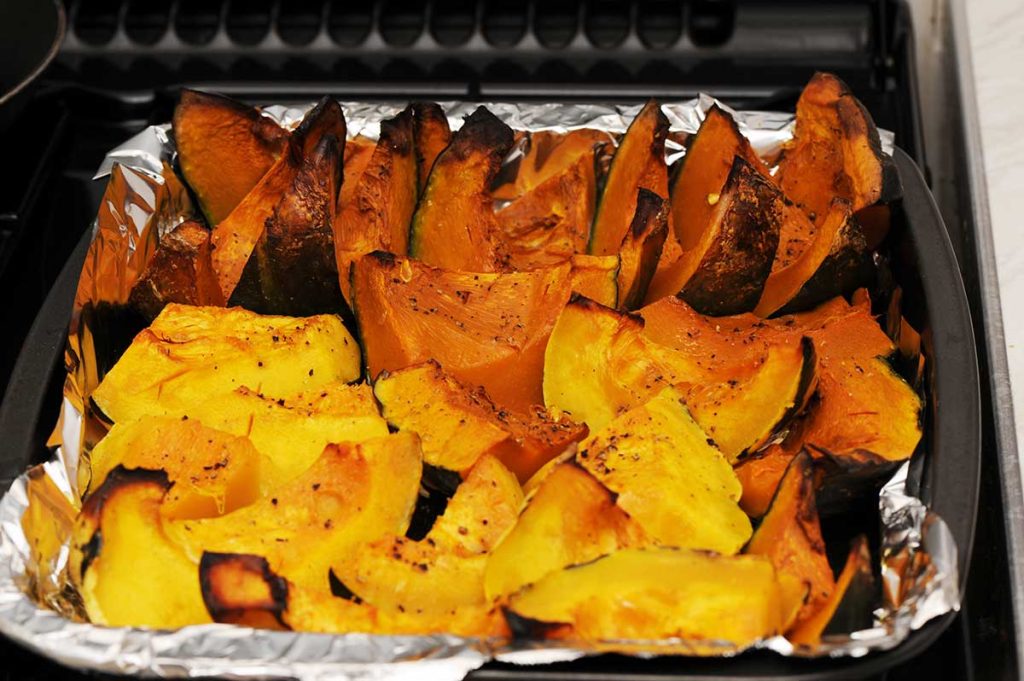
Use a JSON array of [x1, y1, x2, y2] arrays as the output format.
[[352, 253, 572, 411], [130, 220, 225, 320]]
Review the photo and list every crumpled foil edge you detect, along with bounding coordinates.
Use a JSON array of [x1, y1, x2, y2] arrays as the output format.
[[2, 97, 946, 680]]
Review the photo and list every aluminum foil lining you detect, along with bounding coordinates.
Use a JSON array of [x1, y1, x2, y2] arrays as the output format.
[[2, 97, 945, 680]]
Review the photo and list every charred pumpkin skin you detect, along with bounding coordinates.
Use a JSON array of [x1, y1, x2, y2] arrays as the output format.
[[589, 100, 670, 257], [246, 131, 345, 315], [173, 89, 288, 226], [199, 552, 289, 629], [90, 304, 361, 425], [788, 535, 874, 645], [334, 108, 418, 301], [616, 188, 668, 310], [505, 548, 792, 649], [670, 104, 769, 250], [777, 72, 901, 225], [745, 451, 836, 627], [576, 387, 751, 555], [129, 220, 225, 320], [211, 97, 346, 305], [374, 361, 586, 482], [755, 198, 871, 317], [87, 416, 263, 520], [352, 252, 573, 412], [409, 107, 514, 271], [411, 101, 453, 191], [496, 150, 597, 268], [676, 156, 783, 315], [70, 468, 212, 628], [484, 461, 647, 601]]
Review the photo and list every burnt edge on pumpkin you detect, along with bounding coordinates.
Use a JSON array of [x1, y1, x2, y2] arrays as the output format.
[[619, 189, 670, 310], [199, 552, 290, 628], [822, 535, 877, 636], [780, 200, 874, 315], [678, 156, 783, 315], [77, 467, 172, 580], [379, 107, 415, 158], [805, 444, 901, 516], [444, 107, 514, 164], [328, 568, 364, 604], [174, 89, 288, 150]]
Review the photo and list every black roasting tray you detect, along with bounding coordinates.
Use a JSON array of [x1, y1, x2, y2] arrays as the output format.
[[0, 112, 980, 679]]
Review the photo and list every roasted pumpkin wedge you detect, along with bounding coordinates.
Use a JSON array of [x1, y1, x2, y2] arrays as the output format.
[[569, 254, 619, 308], [683, 340, 816, 463], [644, 156, 783, 313], [495, 150, 596, 268], [789, 535, 875, 644], [670, 104, 769, 250], [484, 461, 647, 600], [173, 89, 288, 225], [328, 455, 521, 634], [493, 128, 610, 200], [184, 384, 389, 482], [505, 548, 793, 648], [241, 121, 345, 315], [352, 253, 572, 412], [70, 468, 211, 628], [543, 296, 811, 452], [374, 361, 586, 481], [616, 188, 668, 310], [167, 433, 422, 602], [543, 295, 700, 430], [576, 387, 751, 554], [91, 304, 361, 425], [755, 198, 871, 317], [776, 72, 900, 224], [589, 100, 669, 257], [212, 97, 346, 309], [411, 101, 452, 190], [129, 220, 225, 320], [745, 451, 835, 627], [199, 552, 289, 629], [87, 416, 263, 519], [333, 108, 418, 301], [409, 107, 514, 271]]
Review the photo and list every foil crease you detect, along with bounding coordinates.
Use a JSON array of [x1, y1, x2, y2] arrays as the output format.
[[0, 97, 948, 680]]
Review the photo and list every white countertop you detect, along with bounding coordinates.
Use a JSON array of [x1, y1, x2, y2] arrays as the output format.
[[964, 0, 1024, 470]]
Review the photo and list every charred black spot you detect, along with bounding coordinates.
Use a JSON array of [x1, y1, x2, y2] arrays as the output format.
[[328, 569, 364, 604], [199, 552, 290, 628], [502, 607, 566, 640]]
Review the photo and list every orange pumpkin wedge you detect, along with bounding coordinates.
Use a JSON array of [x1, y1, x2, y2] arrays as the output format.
[[788, 535, 875, 644], [409, 106, 514, 271], [589, 100, 669, 256], [745, 451, 835, 627], [493, 128, 611, 200], [644, 156, 782, 312], [352, 252, 573, 412], [777, 72, 900, 225], [334, 107, 418, 301], [755, 198, 871, 317], [130, 220, 225, 320], [173, 89, 288, 226]]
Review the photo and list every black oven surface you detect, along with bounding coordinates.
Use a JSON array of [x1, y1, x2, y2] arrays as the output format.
[[0, 1, 1014, 679]]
